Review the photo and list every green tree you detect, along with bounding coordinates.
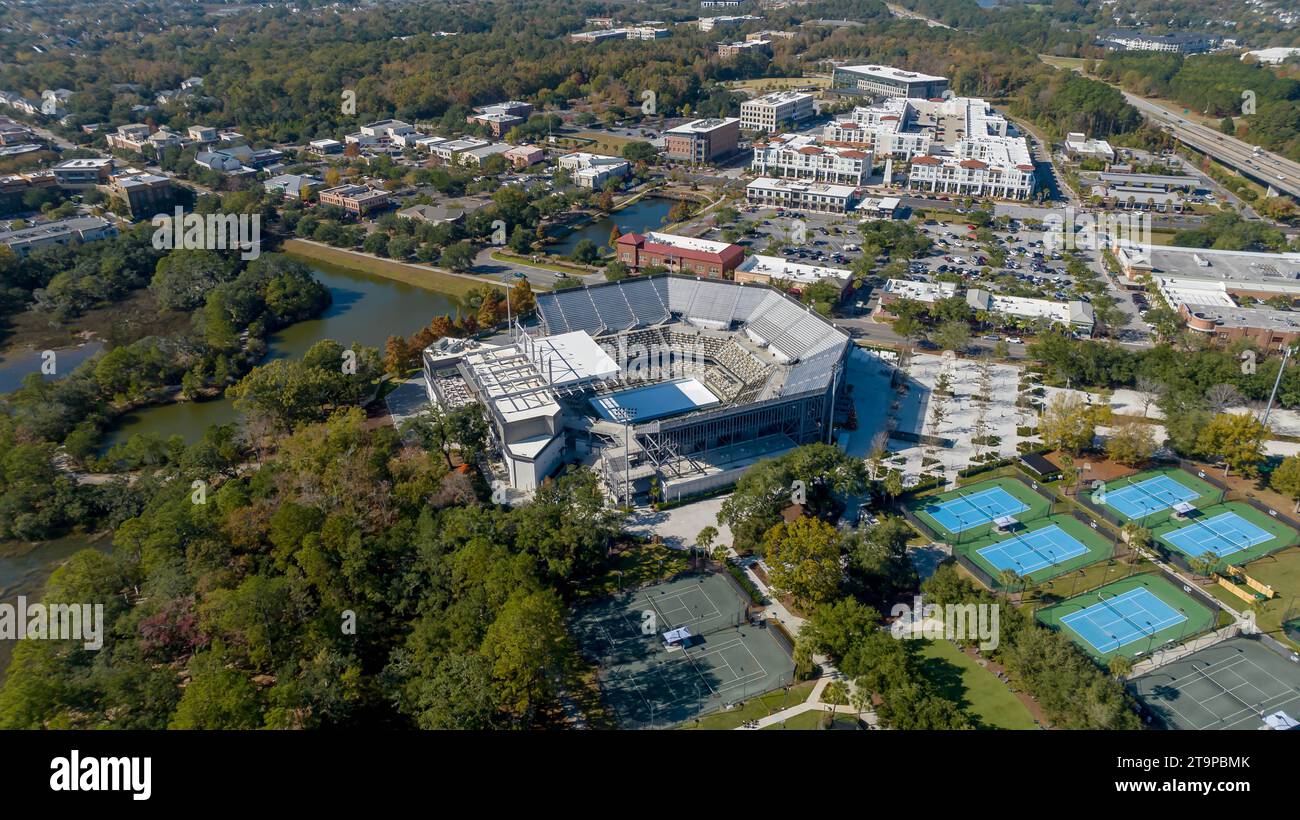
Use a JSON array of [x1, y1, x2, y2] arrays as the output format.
[[1269, 454, 1300, 512], [760, 516, 843, 610]]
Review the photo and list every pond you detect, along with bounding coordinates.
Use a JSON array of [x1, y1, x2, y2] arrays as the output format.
[[0, 341, 105, 394], [547, 196, 676, 257], [101, 257, 463, 448]]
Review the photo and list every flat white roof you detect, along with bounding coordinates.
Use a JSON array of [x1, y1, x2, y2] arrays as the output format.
[[738, 254, 851, 284], [665, 117, 740, 135], [525, 330, 620, 387], [747, 176, 858, 199], [838, 64, 947, 84], [883, 278, 955, 302], [643, 230, 735, 255], [589, 377, 719, 422]]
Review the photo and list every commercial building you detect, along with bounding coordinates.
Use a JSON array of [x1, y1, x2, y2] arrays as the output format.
[[503, 144, 545, 168], [106, 171, 176, 218], [615, 231, 745, 277], [739, 91, 814, 133], [875, 279, 957, 319], [0, 216, 118, 257], [319, 184, 391, 216], [734, 254, 852, 297], [429, 138, 491, 164], [1244, 47, 1300, 65], [718, 39, 771, 58], [965, 289, 1095, 335], [558, 152, 631, 189], [1065, 132, 1115, 163], [830, 64, 948, 99], [745, 177, 859, 214], [1155, 277, 1300, 351], [854, 196, 902, 219], [570, 25, 670, 42], [751, 133, 871, 185], [663, 117, 740, 163], [263, 173, 323, 201], [1113, 244, 1300, 303], [458, 142, 514, 167], [51, 157, 114, 187], [698, 15, 763, 32]]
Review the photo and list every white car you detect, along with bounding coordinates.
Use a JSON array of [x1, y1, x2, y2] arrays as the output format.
[[1004, 336, 1023, 344]]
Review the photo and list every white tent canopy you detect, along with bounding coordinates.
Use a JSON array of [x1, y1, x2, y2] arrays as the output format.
[[662, 626, 692, 647]]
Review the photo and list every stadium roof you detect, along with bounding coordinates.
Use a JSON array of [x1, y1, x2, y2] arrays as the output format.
[[534, 274, 849, 396]]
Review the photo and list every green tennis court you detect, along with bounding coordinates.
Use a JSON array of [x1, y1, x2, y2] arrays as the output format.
[[1151, 501, 1298, 571], [956, 513, 1114, 587], [1036, 573, 1215, 662], [909, 476, 1052, 543]]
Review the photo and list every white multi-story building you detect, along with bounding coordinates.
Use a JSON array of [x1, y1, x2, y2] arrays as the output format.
[[558, 152, 631, 188], [740, 91, 815, 133], [751, 133, 872, 185], [823, 97, 932, 159], [903, 97, 1036, 200], [745, 177, 859, 214], [698, 14, 762, 32], [831, 64, 948, 99]]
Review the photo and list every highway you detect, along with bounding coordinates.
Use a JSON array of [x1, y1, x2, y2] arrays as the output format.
[[1121, 91, 1300, 200]]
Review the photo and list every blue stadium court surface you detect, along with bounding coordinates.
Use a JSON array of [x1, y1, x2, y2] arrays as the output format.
[[1060, 588, 1187, 655], [924, 487, 1029, 534], [589, 377, 720, 423], [976, 525, 1089, 576], [1099, 474, 1198, 520], [1162, 511, 1273, 559]]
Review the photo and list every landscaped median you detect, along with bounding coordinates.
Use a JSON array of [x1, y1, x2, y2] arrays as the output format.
[[488, 249, 593, 280], [283, 238, 502, 297]]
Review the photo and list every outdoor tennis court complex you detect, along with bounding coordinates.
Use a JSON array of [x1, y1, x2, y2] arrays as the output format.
[[1037, 573, 1215, 661], [959, 514, 1114, 586], [571, 572, 794, 728], [1130, 637, 1300, 730]]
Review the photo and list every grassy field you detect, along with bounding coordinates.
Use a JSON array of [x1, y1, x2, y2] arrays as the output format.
[[725, 77, 831, 94], [681, 679, 817, 730], [1037, 55, 1087, 72], [283, 239, 501, 297], [917, 639, 1038, 729], [761, 709, 861, 730], [489, 250, 588, 279], [1205, 546, 1300, 651]]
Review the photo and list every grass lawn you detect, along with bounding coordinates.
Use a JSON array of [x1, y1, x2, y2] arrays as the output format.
[[1211, 546, 1300, 651], [489, 250, 591, 279], [917, 639, 1038, 730], [1037, 54, 1087, 71], [761, 709, 860, 730], [282, 239, 500, 297], [681, 679, 816, 730]]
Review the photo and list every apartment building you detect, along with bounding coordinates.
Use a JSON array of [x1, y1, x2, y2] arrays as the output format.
[[745, 177, 858, 214], [319, 184, 391, 216], [750, 133, 871, 185], [740, 91, 814, 133], [614, 231, 745, 277], [717, 39, 771, 58], [0, 216, 118, 257], [107, 123, 181, 154], [904, 98, 1035, 200], [558, 152, 631, 188], [823, 97, 932, 159], [1098, 30, 1216, 54], [830, 64, 948, 99], [663, 118, 740, 163]]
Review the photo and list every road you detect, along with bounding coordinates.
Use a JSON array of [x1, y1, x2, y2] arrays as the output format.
[[1120, 91, 1300, 200]]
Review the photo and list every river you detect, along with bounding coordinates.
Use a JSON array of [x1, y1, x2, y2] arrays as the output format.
[[547, 196, 675, 257], [0, 341, 105, 394], [102, 255, 464, 448]]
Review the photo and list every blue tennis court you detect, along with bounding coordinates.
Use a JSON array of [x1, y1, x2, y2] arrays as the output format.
[[1061, 588, 1187, 654], [976, 525, 1089, 576], [1162, 511, 1273, 558], [924, 487, 1029, 534], [1098, 474, 1198, 520]]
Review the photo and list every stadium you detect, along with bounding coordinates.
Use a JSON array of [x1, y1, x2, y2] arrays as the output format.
[[421, 274, 851, 503]]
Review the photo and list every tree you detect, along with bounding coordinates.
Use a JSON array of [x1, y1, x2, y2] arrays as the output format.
[[1039, 392, 1096, 455], [695, 525, 719, 559], [1196, 412, 1267, 477], [1270, 455, 1300, 512], [760, 516, 843, 610], [1108, 655, 1133, 680], [439, 241, 476, 272], [1121, 522, 1151, 552], [1104, 420, 1156, 467], [480, 589, 570, 721], [931, 320, 970, 352]]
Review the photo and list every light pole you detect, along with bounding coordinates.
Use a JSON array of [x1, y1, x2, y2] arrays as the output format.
[[1262, 345, 1295, 428]]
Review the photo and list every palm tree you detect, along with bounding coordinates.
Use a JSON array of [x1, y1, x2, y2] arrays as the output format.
[[997, 568, 1023, 597]]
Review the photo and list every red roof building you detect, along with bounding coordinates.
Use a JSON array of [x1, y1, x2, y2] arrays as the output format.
[[615, 231, 745, 278]]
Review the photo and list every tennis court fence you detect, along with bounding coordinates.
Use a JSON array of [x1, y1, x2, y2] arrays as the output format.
[[900, 506, 942, 542], [953, 552, 998, 590], [1175, 459, 1228, 500], [1257, 632, 1299, 660], [1232, 493, 1300, 538], [1066, 508, 1118, 555], [1076, 490, 1125, 528]]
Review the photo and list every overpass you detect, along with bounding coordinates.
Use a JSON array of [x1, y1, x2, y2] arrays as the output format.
[[1121, 91, 1300, 201]]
